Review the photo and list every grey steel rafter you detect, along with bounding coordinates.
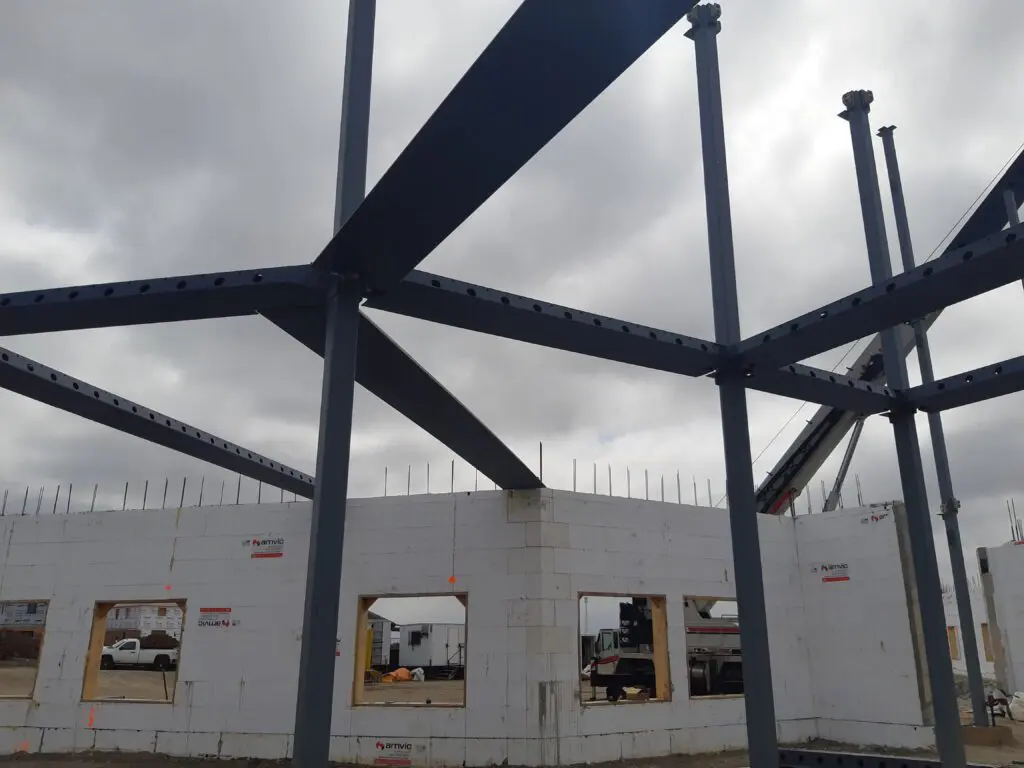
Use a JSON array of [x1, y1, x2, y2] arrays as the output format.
[[736, 222, 1024, 370], [0, 346, 314, 497], [6, 0, 1023, 765], [265, 307, 541, 489]]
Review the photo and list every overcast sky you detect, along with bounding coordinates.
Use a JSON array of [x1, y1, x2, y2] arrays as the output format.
[[2, 1, 1024, 626]]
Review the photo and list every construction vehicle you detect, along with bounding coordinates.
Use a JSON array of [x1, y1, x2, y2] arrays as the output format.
[[588, 597, 741, 701]]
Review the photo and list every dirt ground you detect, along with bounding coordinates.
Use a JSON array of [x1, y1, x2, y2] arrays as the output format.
[[0, 666, 175, 703], [360, 678, 464, 705]]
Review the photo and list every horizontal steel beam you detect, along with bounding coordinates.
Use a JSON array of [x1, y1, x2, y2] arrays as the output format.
[[365, 270, 724, 376], [263, 307, 543, 490], [0, 346, 314, 498], [745, 362, 894, 414], [908, 354, 1024, 412], [0, 266, 325, 336], [737, 222, 1024, 368], [368, 271, 890, 411], [778, 748, 987, 768]]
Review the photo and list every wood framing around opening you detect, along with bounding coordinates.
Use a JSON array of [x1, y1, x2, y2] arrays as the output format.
[[352, 593, 468, 708], [578, 592, 671, 705], [81, 599, 186, 703], [0, 599, 50, 700]]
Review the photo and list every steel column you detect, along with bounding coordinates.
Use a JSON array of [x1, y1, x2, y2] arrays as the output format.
[[841, 91, 965, 767], [687, 7, 778, 766], [1004, 189, 1020, 227], [292, 2, 375, 766], [878, 125, 988, 727]]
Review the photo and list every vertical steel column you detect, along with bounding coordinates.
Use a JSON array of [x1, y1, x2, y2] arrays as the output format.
[[877, 125, 988, 727], [292, 2, 375, 766], [686, 7, 778, 766], [840, 91, 965, 768]]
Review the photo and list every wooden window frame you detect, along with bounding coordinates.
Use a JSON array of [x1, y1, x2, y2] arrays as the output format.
[[352, 593, 468, 708], [578, 592, 671, 706], [81, 599, 187, 703]]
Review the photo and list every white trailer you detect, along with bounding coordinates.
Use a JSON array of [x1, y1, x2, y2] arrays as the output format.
[[398, 623, 465, 674]]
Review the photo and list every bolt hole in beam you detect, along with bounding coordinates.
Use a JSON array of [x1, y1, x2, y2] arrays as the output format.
[[0, 266, 325, 336], [0, 347, 314, 494]]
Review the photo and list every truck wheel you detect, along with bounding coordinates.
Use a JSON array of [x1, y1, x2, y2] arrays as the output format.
[[100, 655, 114, 670], [153, 655, 170, 671]]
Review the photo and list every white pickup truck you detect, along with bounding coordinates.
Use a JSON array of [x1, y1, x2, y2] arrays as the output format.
[[100, 638, 179, 671]]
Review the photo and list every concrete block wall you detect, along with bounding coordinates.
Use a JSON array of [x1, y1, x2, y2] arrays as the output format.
[[794, 504, 931, 749], [0, 490, 933, 764], [980, 541, 1024, 692]]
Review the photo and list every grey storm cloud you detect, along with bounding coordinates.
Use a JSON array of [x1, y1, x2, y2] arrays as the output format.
[[2, 0, 1024, 597]]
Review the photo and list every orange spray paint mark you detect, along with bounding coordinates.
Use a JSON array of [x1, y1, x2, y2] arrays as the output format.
[[17, 740, 29, 752], [86, 707, 95, 728], [447, 575, 457, 584], [165, 584, 172, 591]]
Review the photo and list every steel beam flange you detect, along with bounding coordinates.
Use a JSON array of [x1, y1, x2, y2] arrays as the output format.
[[737, 222, 1024, 368], [906, 353, 1024, 412], [367, 270, 724, 377], [0, 265, 326, 336], [0, 346, 314, 498]]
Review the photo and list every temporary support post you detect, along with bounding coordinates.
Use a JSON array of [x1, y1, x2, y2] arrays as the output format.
[[823, 417, 865, 513], [292, 2, 375, 766], [686, 6, 778, 767], [878, 125, 988, 728], [841, 91, 966, 767]]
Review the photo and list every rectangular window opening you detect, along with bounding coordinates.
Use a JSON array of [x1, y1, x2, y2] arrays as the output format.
[[579, 594, 670, 705], [0, 600, 49, 699], [353, 594, 466, 707], [82, 600, 185, 703], [684, 596, 743, 699]]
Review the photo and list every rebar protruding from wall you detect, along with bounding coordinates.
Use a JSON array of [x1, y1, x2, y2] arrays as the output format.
[[52, 485, 60, 515], [142, 480, 149, 511], [179, 478, 187, 508], [20, 487, 28, 515], [1, 489, 7, 516], [89, 484, 97, 513]]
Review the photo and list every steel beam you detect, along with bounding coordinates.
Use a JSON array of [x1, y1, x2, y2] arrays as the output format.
[[265, 307, 542, 489], [0, 345, 314, 498], [779, 748, 989, 768], [365, 270, 723, 376], [841, 89, 965, 768], [315, 0, 697, 292], [687, 7, 777, 767], [823, 417, 864, 512], [369, 271, 893, 410], [878, 124, 989, 727], [736, 221, 1024, 369], [293, 3, 373, 764], [755, 145, 1024, 517], [0, 266, 324, 336], [907, 354, 1024, 412]]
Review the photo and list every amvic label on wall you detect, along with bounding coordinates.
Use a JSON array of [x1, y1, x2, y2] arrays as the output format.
[[816, 562, 850, 583], [242, 536, 284, 559], [374, 740, 423, 767]]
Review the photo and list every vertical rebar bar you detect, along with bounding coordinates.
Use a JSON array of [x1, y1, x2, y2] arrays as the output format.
[[407, 465, 411, 495], [142, 480, 149, 511], [198, 476, 205, 507], [90, 484, 97, 513], [236, 475, 241, 505], [162, 478, 169, 509], [179, 478, 187, 508], [52, 485, 60, 515], [20, 487, 28, 515], [572, 459, 577, 492], [450, 459, 455, 493], [220, 480, 226, 506], [257, 480, 262, 504], [1, 489, 7, 515], [384, 467, 389, 497]]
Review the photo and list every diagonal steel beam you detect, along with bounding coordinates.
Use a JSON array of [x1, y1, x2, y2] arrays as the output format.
[[0, 266, 325, 336], [315, 0, 697, 291], [263, 307, 542, 490], [737, 222, 1024, 369], [366, 270, 892, 411], [0, 346, 314, 498], [907, 354, 1024, 412]]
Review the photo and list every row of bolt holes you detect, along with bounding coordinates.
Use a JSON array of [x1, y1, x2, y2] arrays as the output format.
[[759, 231, 1018, 343], [786, 365, 887, 394], [429, 280, 713, 352], [0, 273, 267, 307], [0, 352, 308, 482]]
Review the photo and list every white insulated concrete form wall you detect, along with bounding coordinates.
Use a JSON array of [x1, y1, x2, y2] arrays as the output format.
[[0, 491, 931, 764], [980, 541, 1024, 692]]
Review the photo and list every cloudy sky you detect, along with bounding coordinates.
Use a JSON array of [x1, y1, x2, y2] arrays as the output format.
[[2, 1, 1024, 625]]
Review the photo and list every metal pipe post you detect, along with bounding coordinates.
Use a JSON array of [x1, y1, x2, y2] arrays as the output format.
[[841, 91, 965, 767], [292, 2, 375, 765], [686, 7, 778, 766], [878, 125, 988, 727]]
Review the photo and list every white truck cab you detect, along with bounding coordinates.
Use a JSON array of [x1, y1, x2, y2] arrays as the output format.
[[100, 638, 179, 671]]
